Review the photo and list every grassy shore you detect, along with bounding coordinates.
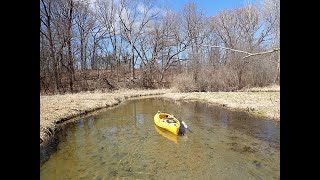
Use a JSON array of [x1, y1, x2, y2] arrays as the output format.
[[162, 91, 279, 120], [40, 86, 279, 144], [40, 89, 173, 143], [161, 85, 279, 121]]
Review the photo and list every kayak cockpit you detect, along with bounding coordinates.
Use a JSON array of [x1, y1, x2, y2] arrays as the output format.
[[159, 114, 178, 124]]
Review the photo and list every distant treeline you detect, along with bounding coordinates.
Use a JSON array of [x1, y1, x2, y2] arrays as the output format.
[[40, 0, 279, 94]]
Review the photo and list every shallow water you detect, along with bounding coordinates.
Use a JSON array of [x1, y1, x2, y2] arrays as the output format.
[[40, 98, 280, 180]]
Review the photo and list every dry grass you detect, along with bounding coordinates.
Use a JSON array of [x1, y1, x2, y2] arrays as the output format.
[[40, 86, 280, 144], [161, 91, 280, 121], [239, 84, 280, 92], [40, 89, 173, 143]]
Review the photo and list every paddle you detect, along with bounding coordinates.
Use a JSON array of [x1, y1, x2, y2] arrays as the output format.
[[181, 121, 192, 133], [169, 114, 192, 134]]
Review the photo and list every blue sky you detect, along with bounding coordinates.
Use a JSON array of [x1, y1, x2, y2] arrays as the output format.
[[161, 0, 259, 16]]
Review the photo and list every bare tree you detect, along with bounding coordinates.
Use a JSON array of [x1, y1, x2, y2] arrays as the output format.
[[211, 9, 240, 65], [260, 0, 280, 82], [207, 4, 279, 88], [96, 0, 120, 80], [183, 2, 207, 83], [75, 1, 95, 70], [40, 0, 61, 93], [158, 10, 191, 83], [118, 0, 159, 79], [40, 0, 280, 94]]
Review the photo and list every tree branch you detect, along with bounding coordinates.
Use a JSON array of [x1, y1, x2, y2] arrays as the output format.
[[199, 44, 251, 55], [40, 29, 50, 40], [199, 44, 279, 59], [243, 48, 280, 59]]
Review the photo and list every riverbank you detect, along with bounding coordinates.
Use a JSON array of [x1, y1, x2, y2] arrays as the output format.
[[40, 89, 173, 144], [40, 86, 279, 144], [161, 85, 280, 121], [162, 91, 279, 121]]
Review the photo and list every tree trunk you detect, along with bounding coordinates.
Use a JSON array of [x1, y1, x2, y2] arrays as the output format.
[[43, 0, 60, 93], [131, 43, 135, 78], [67, 0, 74, 93], [80, 31, 85, 70]]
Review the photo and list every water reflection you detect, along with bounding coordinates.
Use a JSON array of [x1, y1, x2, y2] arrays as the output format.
[[154, 125, 178, 144]]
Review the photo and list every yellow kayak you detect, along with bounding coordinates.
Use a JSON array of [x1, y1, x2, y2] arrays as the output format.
[[154, 111, 180, 135]]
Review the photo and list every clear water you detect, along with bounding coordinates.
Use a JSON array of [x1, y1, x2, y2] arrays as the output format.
[[40, 98, 280, 180]]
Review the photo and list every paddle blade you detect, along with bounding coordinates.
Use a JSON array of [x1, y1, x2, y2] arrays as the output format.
[[181, 121, 188, 129]]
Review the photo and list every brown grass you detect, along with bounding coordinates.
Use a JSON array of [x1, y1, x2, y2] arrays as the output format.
[[238, 84, 280, 92], [40, 89, 173, 143], [161, 91, 280, 121], [40, 86, 280, 144]]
